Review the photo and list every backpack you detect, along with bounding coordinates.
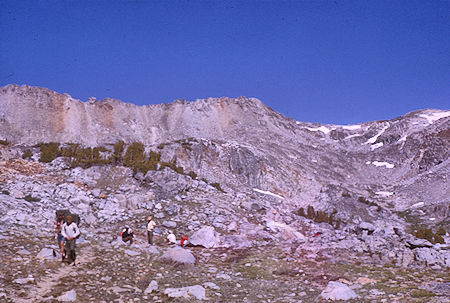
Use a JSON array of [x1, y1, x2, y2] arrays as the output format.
[[56, 209, 70, 221], [55, 209, 81, 227], [69, 213, 81, 227]]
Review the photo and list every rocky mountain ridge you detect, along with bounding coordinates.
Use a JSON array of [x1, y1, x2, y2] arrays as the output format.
[[0, 84, 449, 302]]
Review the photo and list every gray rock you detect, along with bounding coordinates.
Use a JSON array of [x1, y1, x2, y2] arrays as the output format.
[[154, 212, 165, 219], [320, 281, 358, 301], [406, 238, 434, 249], [84, 213, 97, 226], [57, 289, 77, 302], [190, 226, 219, 248], [400, 249, 414, 267], [358, 222, 375, 232], [162, 220, 177, 228], [18, 249, 31, 255], [219, 234, 252, 249], [203, 282, 220, 290], [164, 285, 205, 300], [13, 275, 34, 284], [144, 245, 160, 255], [37, 247, 58, 260], [144, 280, 158, 294], [414, 248, 443, 266], [124, 249, 140, 256], [160, 247, 195, 265], [216, 273, 231, 280]]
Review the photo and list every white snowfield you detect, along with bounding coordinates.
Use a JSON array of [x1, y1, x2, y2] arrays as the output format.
[[253, 188, 284, 200], [365, 124, 390, 145], [341, 124, 362, 130], [397, 136, 407, 143], [376, 191, 394, 197], [411, 202, 424, 208], [419, 111, 450, 124], [370, 142, 384, 150], [344, 133, 362, 140], [306, 126, 332, 135], [366, 161, 395, 169]]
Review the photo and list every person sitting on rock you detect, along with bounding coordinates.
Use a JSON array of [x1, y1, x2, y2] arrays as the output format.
[[61, 215, 80, 266], [121, 225, 134, 245], [53, 213, 66, 261], [167, 230, 176, 245], [180, 235, 189, 247]]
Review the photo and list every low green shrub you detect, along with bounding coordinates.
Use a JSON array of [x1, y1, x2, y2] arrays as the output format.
[[0, 139, 9, 146], [110, 140, 125, 164], [22, 149, 33, 159], [410, 289, 435, 298], [296, 205, 341, 229], [187, 171, 197, 179], [39, 142, 60, 163], [211, 182, 225, 193], [416, 226, 446, 244], [358, 196, 382, 211], [181, 142, 192, 151], [436, 227, 446, 236]]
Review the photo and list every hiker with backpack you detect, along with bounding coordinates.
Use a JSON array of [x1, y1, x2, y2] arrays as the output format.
[[120, 225, 134, 245], [53, 213, 66, 261], [61, 215, 80, 265]]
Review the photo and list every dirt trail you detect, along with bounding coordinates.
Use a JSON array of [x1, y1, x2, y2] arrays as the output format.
[[15, 245, 96, 302]]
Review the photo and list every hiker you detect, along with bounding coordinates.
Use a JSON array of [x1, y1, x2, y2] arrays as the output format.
[[147, 216, 156, 245], [180, 235, 189, 247], [53, 213, 66, 260], [121, 225, 134, 244], [167, 230, 176, 245], [61, 215, 80, 265]]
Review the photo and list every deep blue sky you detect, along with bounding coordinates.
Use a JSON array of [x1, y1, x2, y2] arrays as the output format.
[[1, 1, 449, 124]]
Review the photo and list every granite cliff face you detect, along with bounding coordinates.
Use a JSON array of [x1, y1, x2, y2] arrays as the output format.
[[1, 84, 448, 211], [0, 84, 449, 302]]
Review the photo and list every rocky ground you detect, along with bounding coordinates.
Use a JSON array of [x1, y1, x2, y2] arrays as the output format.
[[0, 151, 449, 302], [1, 225, 449, 303]]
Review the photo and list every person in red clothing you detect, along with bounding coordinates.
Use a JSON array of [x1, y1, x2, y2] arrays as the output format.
[[120, 225, 134, 245], [180, 236, 189, 247]]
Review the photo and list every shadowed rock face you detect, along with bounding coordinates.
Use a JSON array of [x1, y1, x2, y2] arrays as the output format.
[[1, 84, 449, 213]]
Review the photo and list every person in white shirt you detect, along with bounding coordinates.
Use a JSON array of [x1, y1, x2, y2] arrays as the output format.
[[167, 231, 176, 245], [61, 215, 80, 265], [147, 216, 156, 245]]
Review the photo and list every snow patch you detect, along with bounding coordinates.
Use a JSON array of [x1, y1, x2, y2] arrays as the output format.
[[253, 188, 284, 200], [367, 161, 395, 169], [344, 134, 362, 140], [411, 202, 424, 208], [375, 191, 394, 197], [397, 136, 407, 143], [306, 126, 331, 135], [429, 218, 436, 221], [419, 111, 450, 124], [370, 142, 383, 150], [342, 124, 361, 130], [365, 124, 389, 144]]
